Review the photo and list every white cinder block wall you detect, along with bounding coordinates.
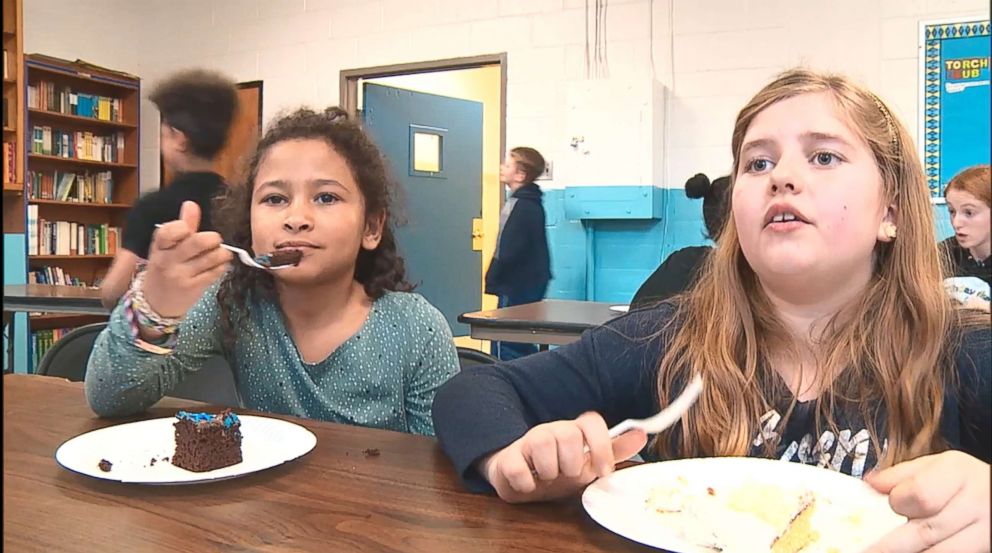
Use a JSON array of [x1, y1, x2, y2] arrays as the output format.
[[24, 0, 990, 194]]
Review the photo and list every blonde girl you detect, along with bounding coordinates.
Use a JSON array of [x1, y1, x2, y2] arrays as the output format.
[[432, 69, 990, 553]]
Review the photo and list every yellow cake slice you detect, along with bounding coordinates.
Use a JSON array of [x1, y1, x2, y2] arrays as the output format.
[[771, 498, 819, 553], [647, 480, 820, 552]]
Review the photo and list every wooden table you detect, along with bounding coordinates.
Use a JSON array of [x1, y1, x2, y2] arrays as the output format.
[[3, 284, 109, 371], [3, 284, 108, 315], [459, 300, 620, 349], [3, 375, 653, 552]]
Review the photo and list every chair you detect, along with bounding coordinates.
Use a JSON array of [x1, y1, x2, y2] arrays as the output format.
[[456, 346, 498, 369], [35, 322, 107, 381], [170, 355, 241, 408], [35, 322, 240, 407]]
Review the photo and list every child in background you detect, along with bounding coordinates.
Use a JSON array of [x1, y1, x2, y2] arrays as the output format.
[[631, 173, 730, 308], [485, 147, 552, 360], [86, 107, 459, 437], [941, 164, 991, 312], [432, 69, 990, 552], [100, 69, 237, 308]]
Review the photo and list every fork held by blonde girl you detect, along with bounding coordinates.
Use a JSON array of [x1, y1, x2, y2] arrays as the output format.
[[431, 68, 990, 553]]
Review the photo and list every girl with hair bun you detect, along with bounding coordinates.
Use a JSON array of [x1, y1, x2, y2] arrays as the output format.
[[630, 173, 730, 307]]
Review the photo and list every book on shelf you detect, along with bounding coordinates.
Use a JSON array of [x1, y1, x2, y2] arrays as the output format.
[[2, 141, 13, 183], [27, 169, 113, 203], [29, 216, 120, 256], [27, 80, 123, 122], [27, 203, 37, 252], [33, 328, 77, 371], [31, 125, 124, 163], [28, 266, 92, 287]]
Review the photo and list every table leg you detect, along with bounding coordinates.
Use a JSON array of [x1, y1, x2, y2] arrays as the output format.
[[4, 311, 13, 374]]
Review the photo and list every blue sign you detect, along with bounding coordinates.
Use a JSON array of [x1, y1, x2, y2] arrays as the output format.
[[921, 20, 991, 198]]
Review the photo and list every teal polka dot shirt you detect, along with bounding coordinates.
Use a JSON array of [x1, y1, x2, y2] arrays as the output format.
[[85, 283, 460, 436]]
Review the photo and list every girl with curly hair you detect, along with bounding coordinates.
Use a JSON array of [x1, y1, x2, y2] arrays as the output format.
[[86, 107, 459, 436]]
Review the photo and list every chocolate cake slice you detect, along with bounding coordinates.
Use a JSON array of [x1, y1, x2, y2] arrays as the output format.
[[258, 248, 303, 268], [171, 409, 243, 472]]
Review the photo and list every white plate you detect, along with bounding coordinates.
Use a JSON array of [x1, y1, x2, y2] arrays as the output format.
[[944, 276, 991, 302], [582, 457, 906, 552], [609, 305, 630, 313], [55, 415, 317, 484]]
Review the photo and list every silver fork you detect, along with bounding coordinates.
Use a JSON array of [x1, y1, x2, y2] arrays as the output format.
[[153, 224, 292, 270], [220, 244, 294, 270], [609, 374, 705, 439], [578, 374, 702, 457]]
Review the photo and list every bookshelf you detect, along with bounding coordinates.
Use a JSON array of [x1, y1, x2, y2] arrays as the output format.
[[3, 0, 24, 232], [20, 54, 141, 362]]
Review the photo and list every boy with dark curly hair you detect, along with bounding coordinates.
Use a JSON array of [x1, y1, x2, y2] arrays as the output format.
[[100, 69, 237, 308]]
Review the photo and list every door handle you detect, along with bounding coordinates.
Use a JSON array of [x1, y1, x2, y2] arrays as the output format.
[[471, 218, 483, 251]]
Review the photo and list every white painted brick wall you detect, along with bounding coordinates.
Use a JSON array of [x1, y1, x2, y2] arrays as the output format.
[[24, 0, 141, 75], [558, 78, 665, 186], [669, 0, 987, 186], [24, 0, 990, 193]]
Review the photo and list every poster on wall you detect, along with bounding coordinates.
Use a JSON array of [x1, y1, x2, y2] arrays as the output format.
[[919, 18, 990, 201]]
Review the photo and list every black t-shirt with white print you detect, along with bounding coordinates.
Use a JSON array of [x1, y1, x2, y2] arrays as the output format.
[[432, 302, 991, 492], [750, 400, 880, 478]]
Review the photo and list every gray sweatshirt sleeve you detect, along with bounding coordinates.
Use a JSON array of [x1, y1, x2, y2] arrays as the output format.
[[84, 283, 226, 417]]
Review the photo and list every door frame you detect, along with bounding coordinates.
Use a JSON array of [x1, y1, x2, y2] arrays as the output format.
[[339, 54, 507, 170], [341, 55, 508, 346]]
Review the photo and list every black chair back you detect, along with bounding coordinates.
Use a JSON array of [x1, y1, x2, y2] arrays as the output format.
[[34, 322, 240, 407], [35, 322, 107, 381], [171, 356, 242, 408], [456, 346, 498, 369]]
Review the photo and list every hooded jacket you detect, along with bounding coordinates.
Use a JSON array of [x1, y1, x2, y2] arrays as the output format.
[[484, 182, 552, 296]]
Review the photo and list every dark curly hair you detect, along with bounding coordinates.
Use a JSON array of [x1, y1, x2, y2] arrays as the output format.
[[149, 69, 237, 159], [214, 106, 412, 351]]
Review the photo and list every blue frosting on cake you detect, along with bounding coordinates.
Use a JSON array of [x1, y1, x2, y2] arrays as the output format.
[[176, 410, 240, 428]]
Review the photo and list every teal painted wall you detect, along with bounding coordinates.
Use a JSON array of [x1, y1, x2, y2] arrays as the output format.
[[591, 191, 709, 303], [544, 189, 586, 300], [545, 187, 711, 304], [545, 189, 955, 305], [3, 233, 28, 373], [933, 204, 954, 240]]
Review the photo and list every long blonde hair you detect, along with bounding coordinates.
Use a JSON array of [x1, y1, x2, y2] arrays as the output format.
[[656, 68, 971, 467]]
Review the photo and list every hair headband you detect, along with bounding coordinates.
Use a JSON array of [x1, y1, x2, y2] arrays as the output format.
[[870, 93, 899, 151]]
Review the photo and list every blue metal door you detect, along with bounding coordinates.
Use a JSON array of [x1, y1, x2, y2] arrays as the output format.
[[362, 83, 483, 335]]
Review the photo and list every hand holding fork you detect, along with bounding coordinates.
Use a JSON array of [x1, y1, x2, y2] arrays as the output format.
[[141, 201, 234, 319], [478, 374, 704, 504]]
